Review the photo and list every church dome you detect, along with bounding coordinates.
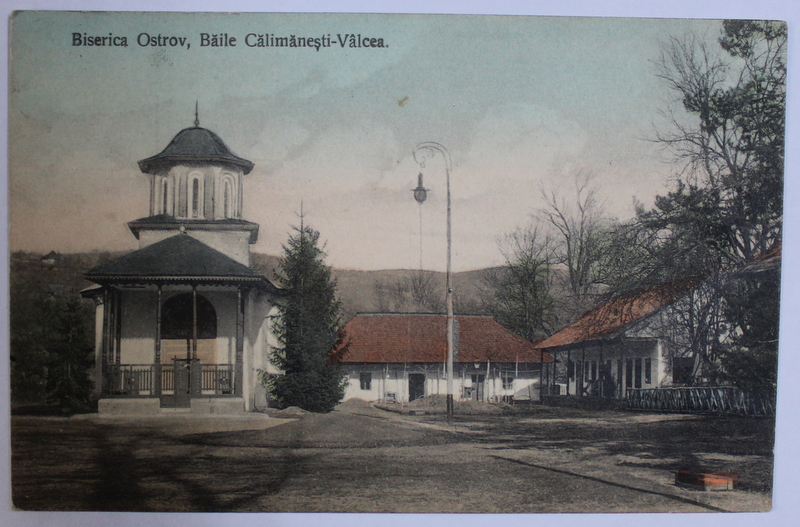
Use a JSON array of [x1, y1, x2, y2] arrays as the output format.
[[138, 126, 254, 174]]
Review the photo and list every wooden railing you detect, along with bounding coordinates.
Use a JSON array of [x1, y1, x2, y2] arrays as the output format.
[[103, 365, 154, 396], [201, 364, 234, 395], [626, 387, 775, 416], [161, 367, 174, 394], [104, 363, 236, 397]]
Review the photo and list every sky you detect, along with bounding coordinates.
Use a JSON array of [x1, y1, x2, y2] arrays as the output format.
[[7, 11, 739, 272]]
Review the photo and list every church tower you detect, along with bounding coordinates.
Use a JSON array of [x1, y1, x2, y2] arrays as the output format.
[[84, 111, 278, 415], [128, 112, 259, 265]]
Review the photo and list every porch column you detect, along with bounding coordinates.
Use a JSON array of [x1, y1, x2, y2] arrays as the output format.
[[580, 348, 586, 397], [154, 284, 162, 397], [235, 287, 244, 396], [599, 343, 604, 397], [190, 284, 200, 397], [566, 349, 571, 396], [114, 289, 122, 364], [619, 342, 624, 399], [191, 285, 198, 360], [539, 348, 544, 402], [100, 288, 111, 395]]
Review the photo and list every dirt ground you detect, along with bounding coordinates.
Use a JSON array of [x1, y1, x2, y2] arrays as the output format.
[[10, 399, 774, 513]]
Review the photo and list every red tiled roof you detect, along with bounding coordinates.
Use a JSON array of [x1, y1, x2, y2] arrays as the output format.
[[333, 313, 551, 364], [537, 279, 697, 350]]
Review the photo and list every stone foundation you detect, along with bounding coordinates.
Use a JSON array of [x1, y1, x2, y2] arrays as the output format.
[[97, 397, 247, 415]]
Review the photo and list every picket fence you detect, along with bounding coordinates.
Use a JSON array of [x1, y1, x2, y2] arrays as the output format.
[[626, 387, 774, 416]]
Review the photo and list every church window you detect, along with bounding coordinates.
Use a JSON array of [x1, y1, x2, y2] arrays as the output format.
[[161, 178, 169, 214], [223, 179, 233, 218], [191, 179, 200, 217], [188, 172, 204, 218]]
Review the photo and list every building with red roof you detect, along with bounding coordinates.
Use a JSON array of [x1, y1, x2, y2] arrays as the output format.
[[332, 313, 552, 403], [537, 248, 781, 399]]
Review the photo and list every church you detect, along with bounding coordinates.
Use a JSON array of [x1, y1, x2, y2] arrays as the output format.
[[83, 114, 280, 414]]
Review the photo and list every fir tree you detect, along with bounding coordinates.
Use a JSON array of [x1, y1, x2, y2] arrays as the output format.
[[267, 220, 346, 412]]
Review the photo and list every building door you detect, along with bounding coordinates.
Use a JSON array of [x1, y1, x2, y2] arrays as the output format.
[[471, 374, 485, 401], [408, 373, 425, 401], [166, 358, 200, 408]]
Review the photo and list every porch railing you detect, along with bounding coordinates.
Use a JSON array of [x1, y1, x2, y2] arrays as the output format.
[[626, 387, 775, 416], [104, 363, 236, 397], [201, 364, 234, 395], [104, 364, 154, 397]]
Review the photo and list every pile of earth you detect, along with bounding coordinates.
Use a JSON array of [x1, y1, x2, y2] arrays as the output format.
[[374, 394, 515, 415]]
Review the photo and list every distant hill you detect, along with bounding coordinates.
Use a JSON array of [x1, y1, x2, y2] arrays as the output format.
[[11, 251, 493, 322], [253, 253, 490, 321]]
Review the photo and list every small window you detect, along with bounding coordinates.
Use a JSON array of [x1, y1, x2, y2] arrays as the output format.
[[359, 372, 371, 390], [625, 359, 633, 388], [501, 371, 514, 390], [645, 358, 652, 384], [591, 361, 597, 382]]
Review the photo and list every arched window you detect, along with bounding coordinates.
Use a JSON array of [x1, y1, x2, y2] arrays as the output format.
[[188, 172, 204, 218], [161, 178, 169, 214], [223, 178, 233, 218], [161, 293, 217, 340], [191, 179, 200, 217]]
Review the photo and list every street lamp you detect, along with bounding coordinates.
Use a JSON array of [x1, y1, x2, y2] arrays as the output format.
[[412, 142, 454, 420]]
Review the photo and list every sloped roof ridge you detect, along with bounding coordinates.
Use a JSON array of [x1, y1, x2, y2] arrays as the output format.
[[138, 126, 254, 174], [85, 233, 264, 281]]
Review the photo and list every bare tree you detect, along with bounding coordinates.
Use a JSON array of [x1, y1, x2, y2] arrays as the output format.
[[373, 271, 443, 313], [540, 173, 611, 321], [651, 21, 785, 264], [481, 226, 555, 341]]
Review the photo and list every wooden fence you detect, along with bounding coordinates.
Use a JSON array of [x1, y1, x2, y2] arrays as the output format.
[[626, 387, 775, 416]]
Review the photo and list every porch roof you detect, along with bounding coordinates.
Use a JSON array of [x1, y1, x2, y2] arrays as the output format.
[[85, 233, 277, 290], [537, 279, 697, 351], [332, 313, 552, 364]]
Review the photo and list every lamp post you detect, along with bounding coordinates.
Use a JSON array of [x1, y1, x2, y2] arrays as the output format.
[[412, 142, 454, 420]]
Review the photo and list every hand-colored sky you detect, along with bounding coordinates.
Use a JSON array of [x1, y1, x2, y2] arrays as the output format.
[[2, 11, 774, 271]]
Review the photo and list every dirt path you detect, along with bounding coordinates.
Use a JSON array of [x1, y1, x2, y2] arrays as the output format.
[[10, 402, 774, 512]]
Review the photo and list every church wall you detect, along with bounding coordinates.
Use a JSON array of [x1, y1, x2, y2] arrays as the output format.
[[119, 290, 157, 364], [188, 231, 251, 266], [243, 289, 277, 411]]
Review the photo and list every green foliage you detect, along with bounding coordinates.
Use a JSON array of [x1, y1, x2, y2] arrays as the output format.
[[10, 279, 95, 412], [651, 20, 785, 269], [718, 271, 780, 392], [267, 222, 346, 412]]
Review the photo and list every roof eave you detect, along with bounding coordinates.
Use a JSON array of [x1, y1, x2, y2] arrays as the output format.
[[138, 156, 254, 175]]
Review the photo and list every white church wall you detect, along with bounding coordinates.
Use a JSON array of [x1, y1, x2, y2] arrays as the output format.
[[119, 290, 156, 364]]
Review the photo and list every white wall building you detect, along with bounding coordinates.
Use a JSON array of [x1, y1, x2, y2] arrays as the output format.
[[83, 116, 280, 415], [332, 313, 553, 403]]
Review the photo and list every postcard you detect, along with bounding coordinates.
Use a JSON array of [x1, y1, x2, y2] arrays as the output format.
[[6, 8, 790, 519]]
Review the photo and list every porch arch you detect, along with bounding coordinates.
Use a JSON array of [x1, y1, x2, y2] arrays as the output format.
[[160, 292, 218, 363]]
